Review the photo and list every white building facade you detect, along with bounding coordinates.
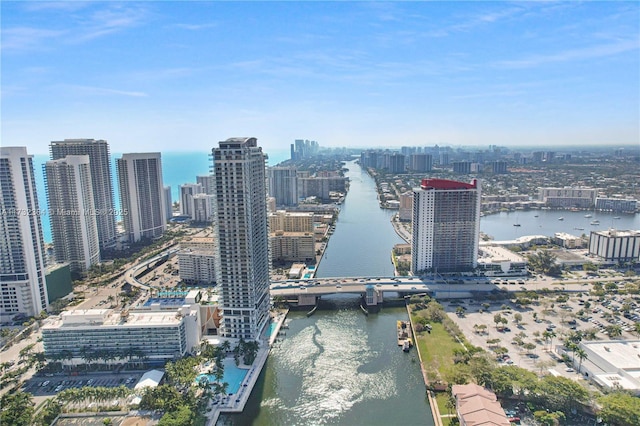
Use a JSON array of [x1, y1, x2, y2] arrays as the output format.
[[117, 153, 166, 243], [411, 178, 481, 275], [50, 139, 117, 250], [0, 147, 49, 319], [212, 138, 270, 340], [589, 230, 640, 262], [45, 155, 101, 274]]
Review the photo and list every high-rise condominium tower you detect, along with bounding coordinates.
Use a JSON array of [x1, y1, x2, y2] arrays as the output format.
[[212, 137, 270, 340], [0, 147, 49, 319], [45, 155, 100, 274], [179, 183, 202, 218], [50, 139, 117, 251], [268, 166, 298, 207], [117, 153, 166, 243], [411, 178, 481, 275]]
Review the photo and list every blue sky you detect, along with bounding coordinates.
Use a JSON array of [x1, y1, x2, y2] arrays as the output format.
[[2, 1, 639, 154]]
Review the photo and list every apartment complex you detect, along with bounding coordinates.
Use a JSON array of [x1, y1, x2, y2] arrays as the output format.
[[45, 155, 100, 274], [268, 211, 314, 233], [179, 183, 202, 217], [178, 237, 216, 285], [411, 178, 481, 275], [595, 197, 637, 213], [538, 187, 598, 209], [0, 147, 49, 319], [117, 153, 166, 243], [42, 305, 200, 366], [50, 139, 117, 250], [268, 166, 298, 207], [212, 137, 270, 340]]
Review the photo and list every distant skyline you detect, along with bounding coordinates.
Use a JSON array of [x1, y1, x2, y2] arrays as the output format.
[[2, 1, 639, 154]]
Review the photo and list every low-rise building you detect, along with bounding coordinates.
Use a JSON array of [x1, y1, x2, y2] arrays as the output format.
[[538, 187, 598, 209], [566, 340, 640, 395], [270, 231, 315, 262], [553, 232, 585, 249], [589, 230, 640, 262], [452, 383, 510, 426], [42, 303, 200, 367], [477, 245, 527, 276], [595, 197, 637, 213]]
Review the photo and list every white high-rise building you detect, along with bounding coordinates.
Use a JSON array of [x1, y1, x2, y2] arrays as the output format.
[[117, 153, 166, 243], [50, 139, 117, 251], [163, 186, 173, 221], [411, 178, 481, 275], [45, 155, 100, 274], [0, 147, 49, 319], [212, 137, 270, 340], [196, 175, 215, 195], [179, 183, 202, 218], [268, 166, 298, 207], [192, 193, 214, 223]]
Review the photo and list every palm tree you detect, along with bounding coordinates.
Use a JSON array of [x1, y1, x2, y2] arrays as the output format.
[[575, 348, 588, 372], [545, 330, 556, 351], [605, 324, 623, 339]]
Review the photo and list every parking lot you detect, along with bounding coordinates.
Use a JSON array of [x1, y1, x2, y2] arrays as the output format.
[[24, 372, 143, 397], [444, 280, 639, 381]]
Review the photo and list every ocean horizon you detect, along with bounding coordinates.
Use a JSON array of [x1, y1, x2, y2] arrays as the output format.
[[34, 148, 291, 243]]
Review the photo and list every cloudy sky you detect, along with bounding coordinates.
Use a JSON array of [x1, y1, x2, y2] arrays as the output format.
[[2, 1, 639, 154]]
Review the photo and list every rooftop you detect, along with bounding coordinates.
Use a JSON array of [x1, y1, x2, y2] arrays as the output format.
[[420, 178, 477, 191]]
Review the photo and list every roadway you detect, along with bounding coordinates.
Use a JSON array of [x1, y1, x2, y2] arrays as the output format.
[[269, 275, 635, 298]]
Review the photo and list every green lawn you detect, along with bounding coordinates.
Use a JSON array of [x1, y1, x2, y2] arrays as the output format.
[[411, 314, 464, 382]]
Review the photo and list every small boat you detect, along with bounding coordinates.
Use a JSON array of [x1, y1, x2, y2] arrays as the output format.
[[402, 340, 410, 352], [584, 214, 592, 218], [534, 215, 539, 218], [590, 220, 600, 225], [513, 223, 521, 227], [558, 217, 564, 221], [574, 227, 584, 231], [613, 216, 621, 219]]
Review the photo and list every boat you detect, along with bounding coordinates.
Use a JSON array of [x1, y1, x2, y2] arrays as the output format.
[[513, 223, 521, 227], [614, 216, 621, 219], [574, 227, 584, 231], [534, 215, 539, 218], [590, 220, 600, 225], [558, 217, 564, 221], [584, 214, 592, 218], [397, 320, 413, 350]]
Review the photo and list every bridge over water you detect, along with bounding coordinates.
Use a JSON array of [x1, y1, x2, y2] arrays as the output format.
[[270, 276, 498, 306]]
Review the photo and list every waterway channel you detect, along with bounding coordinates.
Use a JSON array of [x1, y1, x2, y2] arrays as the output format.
[[222, 160, 434, 425]]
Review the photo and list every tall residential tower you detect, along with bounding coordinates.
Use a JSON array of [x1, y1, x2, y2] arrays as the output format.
[[212, 137, 270, 340], [0, 147, 49, 319], [411, 178, 481, 275], [45, 155, 100, 274], [117, 153, 166, 243], [50, 139, 117, 251]]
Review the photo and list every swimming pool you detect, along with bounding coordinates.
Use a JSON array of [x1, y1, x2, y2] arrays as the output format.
[[267, 322, 278, 337], [196, 358, 248, 395]]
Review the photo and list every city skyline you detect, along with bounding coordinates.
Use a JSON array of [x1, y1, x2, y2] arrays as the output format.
[[3, 2, 639, 153]]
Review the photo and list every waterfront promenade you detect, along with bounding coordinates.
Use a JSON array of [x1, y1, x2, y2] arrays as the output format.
[[205, 309, 289, 425]]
